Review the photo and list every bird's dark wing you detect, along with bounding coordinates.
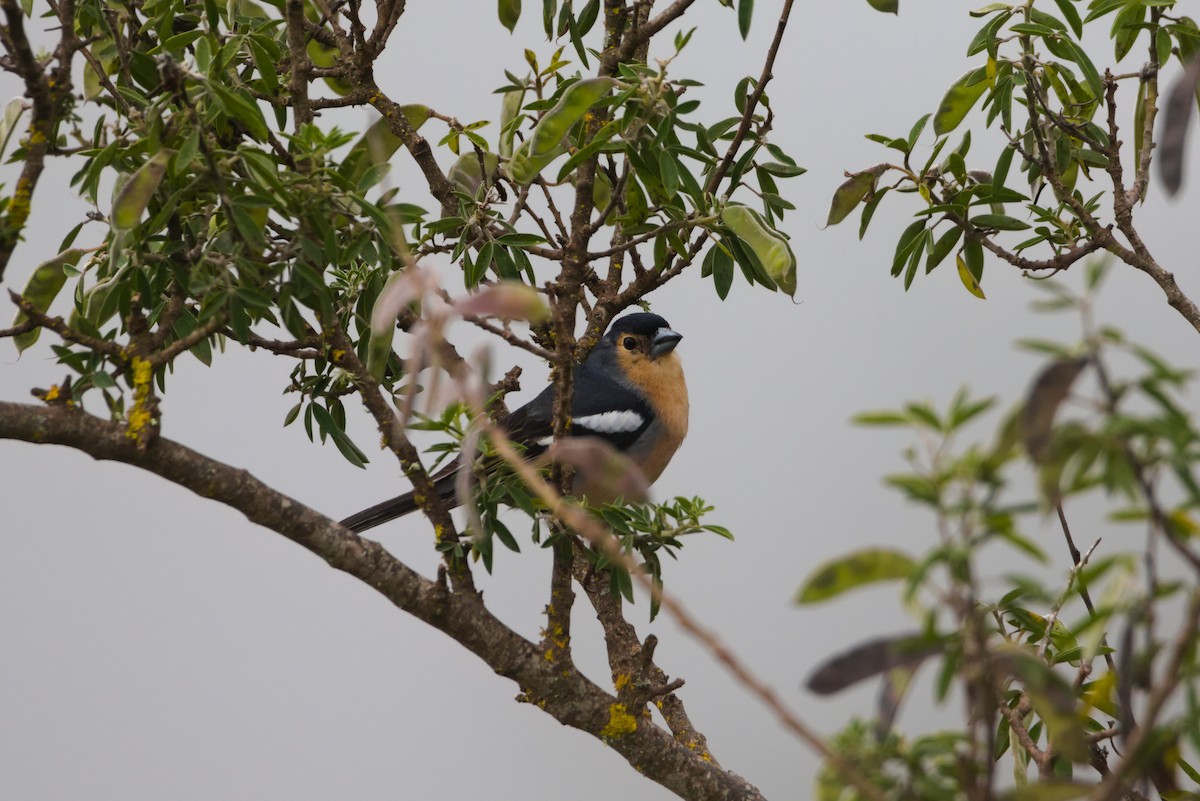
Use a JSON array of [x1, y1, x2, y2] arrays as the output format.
[[501, 382, 555, 447], [568, 358, 654, 450], [503, 358, 653, 453], [343, 352, 654, 534]]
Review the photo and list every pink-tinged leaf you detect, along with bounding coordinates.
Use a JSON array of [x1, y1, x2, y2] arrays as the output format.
[[367, 266, 440, 381], [827, 164, 886, 226], [455, 281, 548, 321], [544, 437, 651, 504]]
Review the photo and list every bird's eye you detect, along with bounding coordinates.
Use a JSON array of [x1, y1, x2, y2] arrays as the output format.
[[622, 336, 638, 351]]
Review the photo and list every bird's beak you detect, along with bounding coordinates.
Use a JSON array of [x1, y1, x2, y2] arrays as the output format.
[[650, 327, 683, 359]]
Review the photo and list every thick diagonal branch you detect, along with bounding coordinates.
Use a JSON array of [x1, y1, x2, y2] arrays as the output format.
[[0, 399, 767, 801]]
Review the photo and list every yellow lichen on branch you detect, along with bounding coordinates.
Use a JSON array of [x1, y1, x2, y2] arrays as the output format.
[[601, 702, 638, 738], [125, 356, 156, 447]]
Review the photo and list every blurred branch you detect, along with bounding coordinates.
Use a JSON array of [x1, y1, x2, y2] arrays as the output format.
[[485, 426, 890, 801], [1089, 591, 1200, 801]]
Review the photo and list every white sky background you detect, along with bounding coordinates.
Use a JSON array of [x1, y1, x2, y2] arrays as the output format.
[[2, 1, 1199, 799]]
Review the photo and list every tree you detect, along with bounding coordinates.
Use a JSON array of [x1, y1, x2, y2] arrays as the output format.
[[0, 0, 801, 798], [1, 1, 1198, 801]]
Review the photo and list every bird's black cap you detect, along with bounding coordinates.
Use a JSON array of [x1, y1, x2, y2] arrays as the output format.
[[605, 312, 673, 339]]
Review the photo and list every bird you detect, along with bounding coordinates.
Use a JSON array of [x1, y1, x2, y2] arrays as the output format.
[[341, 312, 688, 533]]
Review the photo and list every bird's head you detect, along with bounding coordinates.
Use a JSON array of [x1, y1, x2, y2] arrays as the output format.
[[598, 312, 686, 405], [602, 312, 683, 363]]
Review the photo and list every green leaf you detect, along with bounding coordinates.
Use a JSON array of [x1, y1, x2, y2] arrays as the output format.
[[498, 0, 521, 32], [554, 119, 621, 181], [498, 86, 526, 159], [577, 0, 599, 35], [933, 69, 989, 135], [704, 242, 736, 300], [971, 212, 1030, 230], [927, 226, 963, 273], [851, 410, 910, 426], [341, 111, 429, 185], [1009, 22, 1057, 36], [759, 161, 807, 177], [963, 235, 984, 280], [796, 548, 917, 604], [366, 270, 414, 381], [1052, 0, 1083, 37], [737, 0, 753, 39], [12, 248, 84, 353], [331, 426, 370, 468], [858, 186, 889, 239], [866, 0, 898, 14], [1058, 38, 1103, 100], [890, 220, 927, 275], [907, 112, 931, 149], [210, 83, 269, 141]]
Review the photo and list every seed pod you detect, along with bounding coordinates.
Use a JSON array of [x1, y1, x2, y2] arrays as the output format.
[[506, 138, 564, 185], [306, 39, 353, 96], [447, 151, 501, 197], [79, 263, 130, 327], [720, 204, 797, 297], [498, 87, 526, 160], [111, 151, 171, 231], [12, 248, 84, 353], [506, 77, 613, 185], [530, 77, 613, 153]]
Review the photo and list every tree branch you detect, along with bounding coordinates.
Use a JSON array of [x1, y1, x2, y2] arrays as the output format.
[[703, 0, 794, 197], [0, 399, 768, 801], [0, 0, 73, 283], [285, 0, 314, 127]]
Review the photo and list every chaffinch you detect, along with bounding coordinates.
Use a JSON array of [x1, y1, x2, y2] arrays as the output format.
[[341, 312, 688, 533]]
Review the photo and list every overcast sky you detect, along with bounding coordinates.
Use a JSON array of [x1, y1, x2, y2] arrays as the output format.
[[3, 2, 1198, 800]]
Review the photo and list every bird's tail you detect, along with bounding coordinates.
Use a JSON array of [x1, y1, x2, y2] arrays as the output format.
[[340, 464, 460, 533]]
